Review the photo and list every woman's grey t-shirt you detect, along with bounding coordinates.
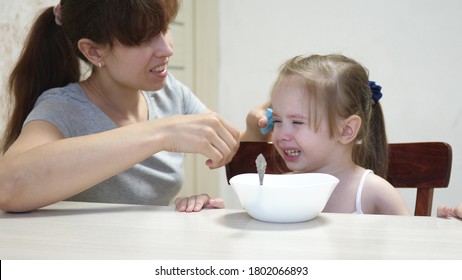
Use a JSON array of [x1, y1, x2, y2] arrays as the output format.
[[24, 73, 207, 205]]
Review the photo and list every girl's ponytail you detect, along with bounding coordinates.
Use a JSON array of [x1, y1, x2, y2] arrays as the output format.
[[367, 101, 389, 177], [353, 81, 389, 178]]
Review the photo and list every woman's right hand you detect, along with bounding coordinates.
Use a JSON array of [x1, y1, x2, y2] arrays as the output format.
[[0, 111, 239, 212], [158, 111, 240, 169]]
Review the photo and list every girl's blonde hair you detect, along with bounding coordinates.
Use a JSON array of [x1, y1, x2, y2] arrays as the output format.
[[271, 54, 388, 177]]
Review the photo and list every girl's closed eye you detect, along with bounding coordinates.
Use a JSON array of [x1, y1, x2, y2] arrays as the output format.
[[272, 119, 282, 130], [272, 116, 282, 124]]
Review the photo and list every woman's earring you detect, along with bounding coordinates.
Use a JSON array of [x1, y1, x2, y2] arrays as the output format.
[[98, 62, 102, 68]]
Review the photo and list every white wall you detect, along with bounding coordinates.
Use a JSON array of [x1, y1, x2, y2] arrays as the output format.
[[218, 0, 462, 215]]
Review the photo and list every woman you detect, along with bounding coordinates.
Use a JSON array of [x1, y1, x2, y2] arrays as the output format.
[[0, 0, 245, 212]]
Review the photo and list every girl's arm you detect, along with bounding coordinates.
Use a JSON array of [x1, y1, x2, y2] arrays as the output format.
[[365, 175, 411, 215]]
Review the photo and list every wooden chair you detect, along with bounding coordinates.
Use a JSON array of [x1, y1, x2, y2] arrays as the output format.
[[225, 141, 452, 216]]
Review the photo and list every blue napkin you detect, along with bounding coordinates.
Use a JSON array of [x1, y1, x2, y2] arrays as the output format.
[[260, 108, 274, 135]]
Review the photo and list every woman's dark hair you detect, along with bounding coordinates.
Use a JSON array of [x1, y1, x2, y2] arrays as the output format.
[[2, 0, 179, 154]]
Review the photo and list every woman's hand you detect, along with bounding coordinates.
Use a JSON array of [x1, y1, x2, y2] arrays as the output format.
[[175, 194, 224, 212], [158, 112, 240, 169], [0, 111, 238, 212]]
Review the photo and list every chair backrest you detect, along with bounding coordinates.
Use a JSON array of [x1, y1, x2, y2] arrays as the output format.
[[225, 141, 452, 216], [387, 142, 452, 216]]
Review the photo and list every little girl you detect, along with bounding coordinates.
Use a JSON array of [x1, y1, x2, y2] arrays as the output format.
[[267, 54, 409, 215]]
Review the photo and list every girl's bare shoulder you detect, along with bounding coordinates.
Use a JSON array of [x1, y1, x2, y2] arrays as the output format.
[[362, 172, 410, 215]]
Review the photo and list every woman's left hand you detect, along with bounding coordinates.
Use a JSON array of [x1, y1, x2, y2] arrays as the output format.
[[175, 194, 224, 212]]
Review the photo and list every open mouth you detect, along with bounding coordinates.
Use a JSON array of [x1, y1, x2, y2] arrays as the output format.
[[284, 149, 301, 157], [151, 64, 167, 73]]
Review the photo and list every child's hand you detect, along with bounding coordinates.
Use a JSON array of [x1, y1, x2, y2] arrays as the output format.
[[175, 194, 224, 212], [437, 204, 462, 219], [437, 205, 454, 218], [260, 108, 274, 135], [241, 102, 272, 141], [454, 204, 462, 219]]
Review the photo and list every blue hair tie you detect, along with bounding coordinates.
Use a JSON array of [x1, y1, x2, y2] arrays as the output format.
[[260, 108, 274, 135], [369, 81, 383, 105]]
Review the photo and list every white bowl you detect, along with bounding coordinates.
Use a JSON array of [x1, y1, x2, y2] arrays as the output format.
[[229, 173, 339, 223]]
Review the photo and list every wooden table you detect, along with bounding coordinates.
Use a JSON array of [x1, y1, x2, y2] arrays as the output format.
[[1, 201, 461, 259]]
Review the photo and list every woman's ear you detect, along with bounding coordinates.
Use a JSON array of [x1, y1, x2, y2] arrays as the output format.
[[77, 38, 104, 67], [338, 115, 361, 144]]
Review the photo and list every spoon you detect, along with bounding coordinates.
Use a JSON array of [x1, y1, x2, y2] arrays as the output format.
[[255, 153, 267, 185]]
